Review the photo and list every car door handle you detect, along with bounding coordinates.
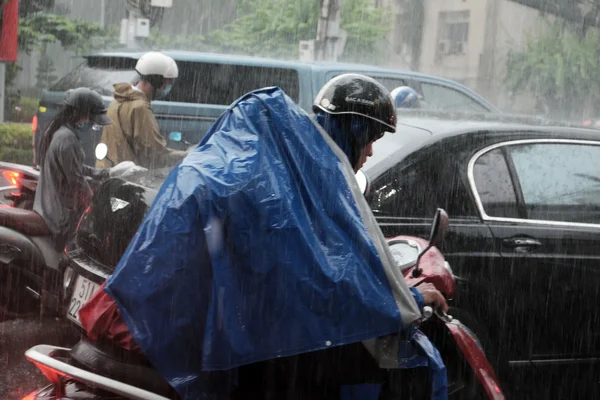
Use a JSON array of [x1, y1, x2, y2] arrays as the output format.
[[503, 237, 542, 251]]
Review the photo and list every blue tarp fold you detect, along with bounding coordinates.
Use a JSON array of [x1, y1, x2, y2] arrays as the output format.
[[105, 87, 440, 399]]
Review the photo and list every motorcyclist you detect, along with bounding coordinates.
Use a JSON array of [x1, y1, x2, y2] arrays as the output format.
[[313, 75, 445, 308], [390, 86, 421, 109], [232, 74, 448, 399], [96, 51, 187, 170], [34, 88, 146, 251], [79, 75, 447, 399]]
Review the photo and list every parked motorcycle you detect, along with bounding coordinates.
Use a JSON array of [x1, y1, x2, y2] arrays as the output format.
[[0, 144, 145, 319], [22, 204, 505, 399], [0, 184, 62, 318]]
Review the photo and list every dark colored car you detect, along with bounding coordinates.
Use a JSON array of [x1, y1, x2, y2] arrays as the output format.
[[359, 109, 600, 380]]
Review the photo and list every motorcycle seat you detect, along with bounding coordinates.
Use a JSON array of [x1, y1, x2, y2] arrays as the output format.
[[70, 337, 178, 399], [0, 204, 49, 236]]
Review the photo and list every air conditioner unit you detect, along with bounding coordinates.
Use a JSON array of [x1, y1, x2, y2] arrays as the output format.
[[437, 39, 449, 55], [151, 0, 173, 7], [454, 41, 466, 54]]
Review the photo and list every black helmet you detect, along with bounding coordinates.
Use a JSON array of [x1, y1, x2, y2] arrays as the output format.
[[63, 87, 111, 125], [313, 74, 396, 133]]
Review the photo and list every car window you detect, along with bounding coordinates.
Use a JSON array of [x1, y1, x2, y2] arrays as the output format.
[[472, 148, 520, 218], [420, 82, 488, 113], [52, 58, 301, 104], [51, 58, 139, 96], [164, 61, 300, 104], [328, 72, 406, 93], [506, 142, 600, 223], [370, 76, 408, 92]]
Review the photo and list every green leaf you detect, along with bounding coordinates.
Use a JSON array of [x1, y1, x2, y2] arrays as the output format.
[[506, 21, 600, 118], [204, 0, 391, 61]]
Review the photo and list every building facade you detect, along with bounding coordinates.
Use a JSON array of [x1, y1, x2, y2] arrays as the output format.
[[381, 0, 553, 114]]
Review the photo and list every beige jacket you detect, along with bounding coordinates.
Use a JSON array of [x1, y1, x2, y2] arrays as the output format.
[[96, 83, 186, 169]]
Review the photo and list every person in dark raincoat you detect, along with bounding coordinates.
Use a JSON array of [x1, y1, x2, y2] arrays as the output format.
[[34, 88, 146, 251], [79, 74, 448, 400]]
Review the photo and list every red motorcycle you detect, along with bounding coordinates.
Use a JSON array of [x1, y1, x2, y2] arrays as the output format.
[[21, 208, 504, 400], [390, 208, 504, 399]]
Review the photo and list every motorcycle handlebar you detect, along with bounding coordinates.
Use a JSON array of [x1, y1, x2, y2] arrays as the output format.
[[421, 306, 453, 323]]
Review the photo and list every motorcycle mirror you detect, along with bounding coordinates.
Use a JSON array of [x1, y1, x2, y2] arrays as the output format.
[[169, 131, 183, 142], [355, 170, 369, 195], [412, 208, 449, 278], [427, 208, 449, 248], [95, 143, 108, 161]]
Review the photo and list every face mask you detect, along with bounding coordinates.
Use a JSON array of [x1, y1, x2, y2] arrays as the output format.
[[76, 121, 92, 131], [156, 84, 172, 100]]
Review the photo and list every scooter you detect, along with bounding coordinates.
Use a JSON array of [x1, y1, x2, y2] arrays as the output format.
[[0, 187, 62, 319], [0, 144, 144, 319], [394, 209, 504, 399], [21, 208, 505, 400]]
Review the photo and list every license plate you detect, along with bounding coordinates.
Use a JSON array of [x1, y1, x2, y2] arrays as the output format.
[[66, 275, 101, 327]]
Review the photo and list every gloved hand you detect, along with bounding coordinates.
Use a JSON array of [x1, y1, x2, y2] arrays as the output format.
[[109, 161, 148, 178]]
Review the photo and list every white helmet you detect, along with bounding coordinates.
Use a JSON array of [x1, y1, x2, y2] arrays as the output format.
[[135, 51, 179, 82]]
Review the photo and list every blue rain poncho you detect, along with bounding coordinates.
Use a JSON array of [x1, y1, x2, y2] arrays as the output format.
[[105, 87, 447, 399]]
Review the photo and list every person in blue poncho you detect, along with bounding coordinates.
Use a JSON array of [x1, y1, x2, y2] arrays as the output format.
[[79, 74, 448, 400], [229, 75, 448, 399]]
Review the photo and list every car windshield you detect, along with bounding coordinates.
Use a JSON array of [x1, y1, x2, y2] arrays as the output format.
[[51, 58, 139, 96]]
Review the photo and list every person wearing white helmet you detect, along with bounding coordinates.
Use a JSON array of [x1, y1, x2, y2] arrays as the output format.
[[97, 51, 187, 170]]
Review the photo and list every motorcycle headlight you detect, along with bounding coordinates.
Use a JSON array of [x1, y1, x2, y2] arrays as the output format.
[[63, 266, 74, 292]]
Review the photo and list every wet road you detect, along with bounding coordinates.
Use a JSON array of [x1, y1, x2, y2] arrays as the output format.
[[0, 317, 80, 399]]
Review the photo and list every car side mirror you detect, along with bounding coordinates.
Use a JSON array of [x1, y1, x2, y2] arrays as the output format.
[[355, 170, 369, 195], [412, 208, 449, 278], [95, 143, 108, 161]]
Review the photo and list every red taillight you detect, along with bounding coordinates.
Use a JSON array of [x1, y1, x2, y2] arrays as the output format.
[[32, 115, 39, 168], [21, 391, 37, 400], [2, 170, 21, 188]]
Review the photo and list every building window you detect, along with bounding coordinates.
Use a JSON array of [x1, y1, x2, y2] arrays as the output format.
[[437, 10, 469, 56]]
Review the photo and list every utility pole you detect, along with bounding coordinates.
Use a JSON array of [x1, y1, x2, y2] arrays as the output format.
[[120, 0, 172, 49], [126, 8, 142, 49], [315, 0, 346, 61], [100, 0, 106, 29]]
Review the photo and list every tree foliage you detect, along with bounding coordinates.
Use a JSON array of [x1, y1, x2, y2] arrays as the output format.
[[18, 0, 55, 17], [143, 27, 209, 52], [205, 0, 391, 62], [18, 12, 119, 55], [36, 52, 58, 89], [506, 24, 600, 118]]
